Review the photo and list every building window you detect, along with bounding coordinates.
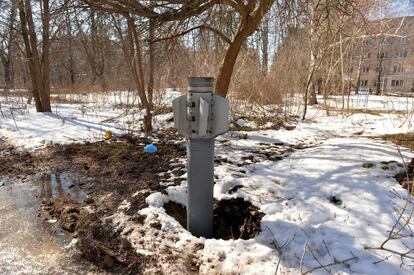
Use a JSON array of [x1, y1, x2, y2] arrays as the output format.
[[374, 79, 387, 88], [367, 53, 371, 58], [360, 80, 368, 86], [362, 67, 369, 73], [382, 37, 391, 45], [393, 66, 404, 73], [363, 40, 369, 46], [394, 51, 408, 58], [375, 67, 383, 73], [391, 80, 404, 87], [400, 37, 408, 44], [377, 52, 388, 59]]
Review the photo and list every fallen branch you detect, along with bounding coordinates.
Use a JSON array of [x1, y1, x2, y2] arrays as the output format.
[[365, 246, 414, 260], [302, 256, 358, 274]]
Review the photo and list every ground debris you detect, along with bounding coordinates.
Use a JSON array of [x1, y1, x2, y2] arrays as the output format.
[[395, 158, 414, 191]]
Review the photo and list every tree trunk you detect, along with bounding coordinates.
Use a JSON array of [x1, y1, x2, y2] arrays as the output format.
[[340, 32, 345, 114], [126, 15, 152, 135], [261, 14, 269, 76], [41, 0, 51, 112], [89, 11, 106, 90], [4, 4, 17, 92], [308, 82, 317, 105], [376, 57, 383, 95], [215, 0, 274, 97], [19, 0, 51, 112], [66, 9, 76, 88], [216, 17, 260, 97], [302, 25, 315, 120], [147, 16, 154, 107]]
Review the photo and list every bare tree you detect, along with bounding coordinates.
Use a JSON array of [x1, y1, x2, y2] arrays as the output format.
[[83, 0, 275, 97], [0, 0, 17, 94], [111, 13, 154, 134], [18, 0, 52, 112], [75, 10, 108, 90]]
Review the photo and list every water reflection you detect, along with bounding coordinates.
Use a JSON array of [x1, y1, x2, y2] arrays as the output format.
[[0, 177, 99, 274]]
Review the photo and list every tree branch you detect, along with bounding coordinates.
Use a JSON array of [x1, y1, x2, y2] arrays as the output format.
[[152, 24, 231, 44]]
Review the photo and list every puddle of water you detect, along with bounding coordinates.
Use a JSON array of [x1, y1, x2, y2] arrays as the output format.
[[39, 173, 86, 203], [0, 176, 99, 274]]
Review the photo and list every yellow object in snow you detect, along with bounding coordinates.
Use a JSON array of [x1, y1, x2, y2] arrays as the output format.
[[104, 130, 112, 140]]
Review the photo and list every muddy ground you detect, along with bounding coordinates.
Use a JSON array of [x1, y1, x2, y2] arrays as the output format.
[[0, 131, 271, 274], [1, 130, 413, 274], [1, 133, 189, 273]]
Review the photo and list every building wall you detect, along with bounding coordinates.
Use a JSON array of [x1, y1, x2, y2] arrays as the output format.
[[353, 16, 414, 95]]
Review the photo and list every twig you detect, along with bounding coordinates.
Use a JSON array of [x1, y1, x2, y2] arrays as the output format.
[[373, 254, 392, 264], [300, 239, 310, 274], [0, 102, 4, 118], [365, 246, 414, 260], [302, 256, 358, 274], [10, 110, 19, 131], [322, 239, 332, 257], [397, 147, 410, 192], [265, 225, 295, 275], [306, 243, 332, 274]]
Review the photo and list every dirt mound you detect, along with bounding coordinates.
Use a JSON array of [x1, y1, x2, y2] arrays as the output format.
[[76, 211, 151, 274], [44, 198, 81, 232], [214, 198, 264, 240], [164, 198, 264, 240]]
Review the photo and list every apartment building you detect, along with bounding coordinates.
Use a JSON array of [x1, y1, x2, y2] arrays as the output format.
[[352, 16, 414, 95]]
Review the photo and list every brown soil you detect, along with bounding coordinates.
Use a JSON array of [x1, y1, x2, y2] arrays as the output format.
[[76, 210, 152, 273], [48, 134, 182, 195], [0, 130, 294, 273], [43, 134, 190, 273], [0, 137, 37, 179], [164, 198, 264, 240], [1, 134, 192, 274]]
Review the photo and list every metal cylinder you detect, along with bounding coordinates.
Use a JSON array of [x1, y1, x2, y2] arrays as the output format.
[[186, 77, 215, 238], [188, 77, 214, 93], [187, 138, 215, 238]]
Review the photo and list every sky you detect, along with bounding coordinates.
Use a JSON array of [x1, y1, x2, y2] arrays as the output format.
[[388, 0, 414, 17]]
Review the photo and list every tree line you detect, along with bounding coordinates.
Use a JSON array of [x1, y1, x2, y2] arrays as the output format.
[[0, 0, 402, 133]]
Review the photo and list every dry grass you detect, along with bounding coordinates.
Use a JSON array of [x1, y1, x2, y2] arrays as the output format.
[[50, 95, 85, 104], [327, 107, 410, 116], [381, 132, 414, 151]]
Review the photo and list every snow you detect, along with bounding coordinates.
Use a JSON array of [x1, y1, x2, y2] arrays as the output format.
[[2, 92, 414, 274], [199, 137, 413, 274], [254, 138, 413, 274], [0, 91, 176, 149]]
